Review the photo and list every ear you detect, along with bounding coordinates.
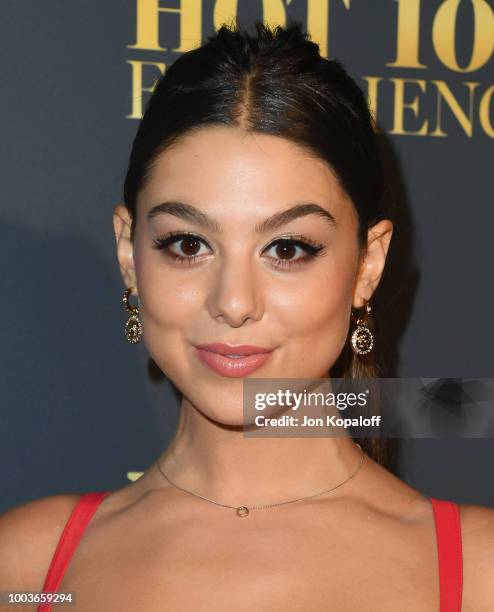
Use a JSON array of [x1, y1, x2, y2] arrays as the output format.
[[352, 219, 393, 308], [113, 204, 138, 293]]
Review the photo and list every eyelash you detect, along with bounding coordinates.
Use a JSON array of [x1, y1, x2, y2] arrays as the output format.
[[151, 231, 326, 269]]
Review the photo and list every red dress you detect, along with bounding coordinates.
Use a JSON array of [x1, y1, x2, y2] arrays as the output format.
[[37, 492, 462, 611]]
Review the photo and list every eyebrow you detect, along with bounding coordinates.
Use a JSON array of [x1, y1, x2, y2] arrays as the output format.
[[146, 200, 336, 233]]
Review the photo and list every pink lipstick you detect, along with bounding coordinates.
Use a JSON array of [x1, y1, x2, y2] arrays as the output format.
[[193, 343, 275, 377]]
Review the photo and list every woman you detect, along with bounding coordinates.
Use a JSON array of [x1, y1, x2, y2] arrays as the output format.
[[2, 20, 493, 612]]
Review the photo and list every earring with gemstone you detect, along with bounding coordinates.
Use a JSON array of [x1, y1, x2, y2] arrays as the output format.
[[123, 286, 142, 344], [350, 299, 374, 355]]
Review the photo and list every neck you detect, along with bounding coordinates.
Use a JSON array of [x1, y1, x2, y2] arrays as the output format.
[[156, 398, 363, 507]]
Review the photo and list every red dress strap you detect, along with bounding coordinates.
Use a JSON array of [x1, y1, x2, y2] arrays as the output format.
[[430, 498, 463, 612], [38, 490, 111, 612]]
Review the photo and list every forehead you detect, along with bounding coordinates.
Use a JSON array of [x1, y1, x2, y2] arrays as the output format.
[[138, 125, 352, 221]]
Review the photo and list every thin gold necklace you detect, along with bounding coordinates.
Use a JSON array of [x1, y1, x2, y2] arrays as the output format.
[[155, 442, 365, 517]]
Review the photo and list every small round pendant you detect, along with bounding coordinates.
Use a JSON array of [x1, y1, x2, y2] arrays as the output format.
[[350, 325, 373, 355], [125, 314, 142, 344], [236, 506, 249, 517]]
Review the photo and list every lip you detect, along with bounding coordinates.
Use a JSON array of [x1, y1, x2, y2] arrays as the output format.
[[193, 343, 275, 378], [195, 343, 274, 356]]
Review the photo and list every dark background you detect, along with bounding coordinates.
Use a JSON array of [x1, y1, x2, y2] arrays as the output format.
[[2, 0, 493, 512]]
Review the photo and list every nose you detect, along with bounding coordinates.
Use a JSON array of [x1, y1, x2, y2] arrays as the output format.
[[207, 257, 264, 327]]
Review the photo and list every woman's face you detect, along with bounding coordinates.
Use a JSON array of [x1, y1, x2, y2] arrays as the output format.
[[114, 125, 392, 425]]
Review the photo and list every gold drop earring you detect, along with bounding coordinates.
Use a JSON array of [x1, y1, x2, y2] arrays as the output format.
[[122, 286, 142, 344], [350, 299, 374, 355]]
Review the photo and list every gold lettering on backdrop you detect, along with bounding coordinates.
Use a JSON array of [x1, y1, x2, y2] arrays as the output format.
[[433, 0, 494, 72], [389, 78, 428, 136], [125, 0, 493, 138], [307, 0, 350, 60], [479, 85, 494, 137], [387, 0, 427, 68], [388, 0, 494, 71], [126, 60, 165, 119], [430, 80, 479, 137], [307, 0, 329, 59], [127, 472, 144, 481], [128, 0, 202, 52]]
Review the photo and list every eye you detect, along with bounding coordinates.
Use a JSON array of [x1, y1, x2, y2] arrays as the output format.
[[151, 232, 326, 268], [262, 237, 326, 269], [152, 232, 211, 265]]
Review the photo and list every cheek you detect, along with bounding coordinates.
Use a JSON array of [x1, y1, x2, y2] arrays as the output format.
[[133, 252, 205, 380], [133, 246, 203, 331], [273, 252, 357, 371]]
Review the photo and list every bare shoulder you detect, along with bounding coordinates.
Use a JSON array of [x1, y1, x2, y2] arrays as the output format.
[[459, 502, 494, 611], [0, 493, 82, 591]]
